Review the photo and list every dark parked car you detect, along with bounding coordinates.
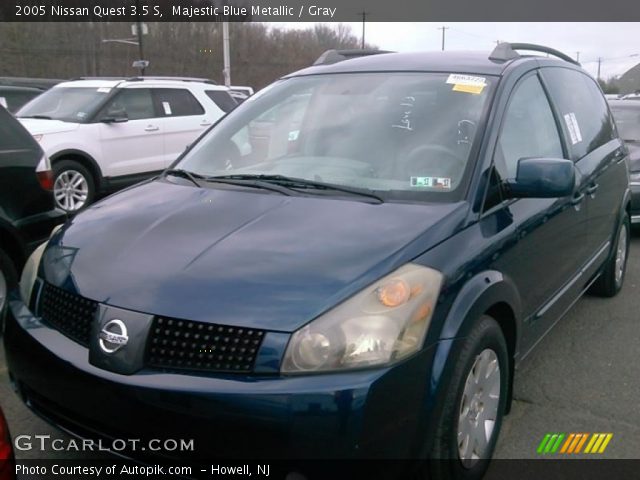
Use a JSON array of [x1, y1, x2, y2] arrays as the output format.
[[0, 86, 43, 113], [0, 105, 64, 318], [3, 44, 630, 480], [609, 99, 640, 224]]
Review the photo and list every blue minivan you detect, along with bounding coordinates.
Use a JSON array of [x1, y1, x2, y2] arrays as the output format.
[[3, 44, 630, 480]]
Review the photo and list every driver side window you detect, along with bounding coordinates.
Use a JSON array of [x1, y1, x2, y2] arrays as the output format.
[[496, 74, 563, 179], [102, 89, 155, 121], [485, 74, 564, 210]]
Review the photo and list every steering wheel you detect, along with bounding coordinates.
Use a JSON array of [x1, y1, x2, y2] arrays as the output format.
[[403, 144, 464, 180]]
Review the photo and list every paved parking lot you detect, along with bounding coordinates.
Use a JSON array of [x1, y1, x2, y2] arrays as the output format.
[[1, 234, 639, 464]]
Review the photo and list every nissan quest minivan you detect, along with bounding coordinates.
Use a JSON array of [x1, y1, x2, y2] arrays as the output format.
[[3, 44, 631, 480]]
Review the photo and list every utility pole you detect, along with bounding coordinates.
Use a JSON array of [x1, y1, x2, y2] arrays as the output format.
[[438, 26, 449, 51], [597, 57, 602, 80], [360, 11, 368, 49], [575, 51, 580, 62], [135, 0, 145, 75], [222, 21, 231, 87]]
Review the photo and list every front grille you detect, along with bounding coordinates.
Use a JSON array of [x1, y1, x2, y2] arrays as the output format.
[[146, 317, 266, 374], [39, 283, 98, 347]]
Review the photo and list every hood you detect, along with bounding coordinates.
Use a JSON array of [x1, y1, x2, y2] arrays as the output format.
[[19, 118, 80, 136], [43, 180, 468, 332]]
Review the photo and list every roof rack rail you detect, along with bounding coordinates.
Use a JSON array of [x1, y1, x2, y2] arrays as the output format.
[[313, 49, 393, 66], [126, 76, 218, 84], [71, 76, 218, 85], [72, 76, 128, 81], [489, 43, 580, 66]]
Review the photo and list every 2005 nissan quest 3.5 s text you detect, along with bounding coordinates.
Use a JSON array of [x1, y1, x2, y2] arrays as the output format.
[[3, 44, 631, 480]]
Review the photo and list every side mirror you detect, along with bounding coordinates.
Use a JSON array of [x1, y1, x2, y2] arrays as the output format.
[[100, 110, 128, 123], [505, 157, 575, 199]]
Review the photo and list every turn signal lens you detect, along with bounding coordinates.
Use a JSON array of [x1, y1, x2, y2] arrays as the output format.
[[377, 279, 411, 307]]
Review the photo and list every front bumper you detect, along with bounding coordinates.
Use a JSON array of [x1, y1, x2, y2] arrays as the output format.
[[3, 294, 440, 462]]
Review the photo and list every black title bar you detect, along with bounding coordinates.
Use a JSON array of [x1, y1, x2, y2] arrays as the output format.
[[1, 0, 639, 22]]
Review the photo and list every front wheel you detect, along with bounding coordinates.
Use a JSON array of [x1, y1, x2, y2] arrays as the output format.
[[590, 214, 630, 297], [428, 315, 509, 480], [53, 160, 95, 213]]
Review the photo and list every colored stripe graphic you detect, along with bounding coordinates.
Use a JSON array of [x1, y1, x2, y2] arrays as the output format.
[[537, 433, 565, 454], [539, 433, 613, 454], [585, 433, 613, 454]]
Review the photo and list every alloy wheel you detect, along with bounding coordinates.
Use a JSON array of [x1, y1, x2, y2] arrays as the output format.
[[457, 348, 501, 468], [54, 170, 89, 211]]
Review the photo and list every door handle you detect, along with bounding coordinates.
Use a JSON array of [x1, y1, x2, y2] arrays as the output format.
[[571, 192, 585, 205], [586, 183, 599, 195], [200, 121, 212, 127], [144, 125, 159, 132]]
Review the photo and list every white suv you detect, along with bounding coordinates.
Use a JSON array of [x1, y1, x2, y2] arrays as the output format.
[[17, 77, 236, 212]]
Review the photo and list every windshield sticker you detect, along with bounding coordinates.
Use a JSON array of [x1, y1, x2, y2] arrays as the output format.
[[97, 87, 111, 93], [447, 74, 486, 94], [410, 176, 452, 189], [452, 84, 485, 94], [162, 101, 172, 115], [564, 112, 583, 144], [0, 97, 6, 108], [76, 112, 86, 118]]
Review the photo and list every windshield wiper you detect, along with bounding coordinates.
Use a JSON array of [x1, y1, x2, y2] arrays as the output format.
[[209, 174, 384, 204], [19, 115, 53, 120], [163, 168, 203, 188], [200, 176, 293, 196]]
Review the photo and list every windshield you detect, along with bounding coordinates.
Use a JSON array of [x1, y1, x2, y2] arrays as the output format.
[[17, 87, 110, 123], [177, 72, 495, 203], [611, 106, 640, 142]]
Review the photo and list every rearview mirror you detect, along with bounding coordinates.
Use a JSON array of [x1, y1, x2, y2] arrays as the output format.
[[505, 158, 575, 199]]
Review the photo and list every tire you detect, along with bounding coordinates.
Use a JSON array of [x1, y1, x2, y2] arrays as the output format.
[[427, 315, 509, 480], [590, 214, 630, 297], [53, 159, 95, 213], [0, 247, 18, 331]]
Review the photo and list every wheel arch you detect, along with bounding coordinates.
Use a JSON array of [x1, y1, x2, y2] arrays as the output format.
[[432, 271, 523, 415], [50, 150, 104, 192]]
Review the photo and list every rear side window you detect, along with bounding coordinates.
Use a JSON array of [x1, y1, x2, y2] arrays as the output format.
[[0, 107, 36, 151], [205, 90, 237, 113], [542, 68, 616, 160], [153, 89, 205, 117], [495, 74, 564, 179]]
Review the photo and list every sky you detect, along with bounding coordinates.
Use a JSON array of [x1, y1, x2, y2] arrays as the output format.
[[283, 22, 640, 80]]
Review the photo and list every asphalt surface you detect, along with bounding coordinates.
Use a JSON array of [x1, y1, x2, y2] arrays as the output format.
[[1, 234, 639, 469]]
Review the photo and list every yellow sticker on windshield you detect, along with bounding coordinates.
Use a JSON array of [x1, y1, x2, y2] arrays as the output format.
[[452, 84, 485, 94]]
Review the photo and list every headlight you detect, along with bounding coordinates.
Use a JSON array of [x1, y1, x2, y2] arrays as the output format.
[[19, 225, 62, 304], [282, 264, 443, 374], [630, 171, 640, 185]]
